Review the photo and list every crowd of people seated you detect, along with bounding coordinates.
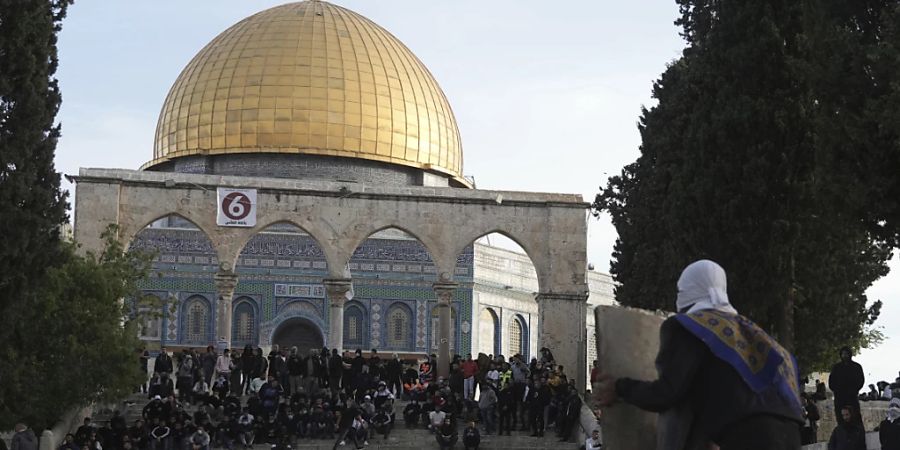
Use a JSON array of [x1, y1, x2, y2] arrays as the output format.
[[63, 345, 581, 450]]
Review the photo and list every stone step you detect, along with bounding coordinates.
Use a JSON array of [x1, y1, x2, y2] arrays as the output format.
[[87, 394, 578, 449]]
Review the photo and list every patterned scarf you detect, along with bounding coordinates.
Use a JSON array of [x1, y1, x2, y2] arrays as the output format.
[[675, 309, 803, 416]]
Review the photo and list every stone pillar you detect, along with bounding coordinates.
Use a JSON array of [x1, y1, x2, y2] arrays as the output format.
[[324, 278, 353, 352], [433, 282, 458, 378], [537, 293, 588, 392], [214, 272, 238, 351]]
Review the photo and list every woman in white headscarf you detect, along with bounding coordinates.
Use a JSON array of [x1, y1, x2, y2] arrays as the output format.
[[880, 398, 900, 450], [597, 259, 804, 450]]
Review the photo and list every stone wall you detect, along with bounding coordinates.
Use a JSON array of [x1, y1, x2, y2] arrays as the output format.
[[813, 401, 889, 444], [803, 432, 881, 450]]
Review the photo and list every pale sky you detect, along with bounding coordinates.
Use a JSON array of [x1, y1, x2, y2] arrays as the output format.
[[54, 0, 898, 384]]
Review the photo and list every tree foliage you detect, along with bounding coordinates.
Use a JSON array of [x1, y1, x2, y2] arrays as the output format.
[[0, 0, 72, 315], [0, 228, 152, 431], [594, 0, 900, 373]]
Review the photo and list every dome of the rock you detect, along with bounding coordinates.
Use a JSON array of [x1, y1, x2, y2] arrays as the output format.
[[145, 0, 467, 187]]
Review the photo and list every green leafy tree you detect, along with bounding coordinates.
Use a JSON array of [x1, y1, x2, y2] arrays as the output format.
[[0, 0, 73, 315], [594, 0, 900, 372], [0, 227, 152, 430]]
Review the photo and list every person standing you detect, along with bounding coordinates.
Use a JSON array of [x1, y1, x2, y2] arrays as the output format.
[[287, 347, 303, 396], [528, 379, 550, 437], [829, 347, 865, 428], [201, 346, 217, 385], [215, 349, 232, 379], [461, 354, 478, 400], [880, 398, 900, 450], [386, 353, 403, 397], [596, 260, 804, 449], [478, 382, 498, 435], [154, 347, 173, 377], [801, 393, 821, 445]]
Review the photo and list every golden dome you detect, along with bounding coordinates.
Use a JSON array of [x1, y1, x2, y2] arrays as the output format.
[[146, 1, 467, 185]]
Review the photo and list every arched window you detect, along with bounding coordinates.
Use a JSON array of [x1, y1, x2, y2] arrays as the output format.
[[386, 303, 412, 349], [508, 315, 527, 358], [431, 306, 457, 351], [344, 305, 366, 348], [478, 308, 500, 356], [184, 296, 210, 344], [232, 300, 256, 345]]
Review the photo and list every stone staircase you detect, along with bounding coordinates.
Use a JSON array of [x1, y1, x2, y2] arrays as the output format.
[[88, 393, 581, 450]]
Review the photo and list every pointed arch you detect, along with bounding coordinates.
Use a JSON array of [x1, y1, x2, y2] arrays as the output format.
[[507, 314, 528, 360], [478, 307, 500, 357], [228, 219, 337, 275], [122, 212, 216, 254], [385, 302, 414, 350], [450, 228, 546, 292], [339, 222, 448, 278], [182, 295, 212, 345], [343, 301, 367, 349], [232, 297, 258, 347]]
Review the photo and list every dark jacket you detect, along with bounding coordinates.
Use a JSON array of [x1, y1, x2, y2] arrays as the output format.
[[829, 360, 865, 404], [287, 355, 304, 376], [881, 419, 900, 450], [154, 353, 173, 374], [616, 316, 803, 442], [463, 426, 481, 446], [11, 429, 37, 450], [828, 422, 866, 450]]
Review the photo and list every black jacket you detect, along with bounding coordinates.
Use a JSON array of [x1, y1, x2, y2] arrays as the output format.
[[616, 316, 803, 441], [829, 360, 865, 404], [828, 422, 866, 450], [881, 419, 900, 450]]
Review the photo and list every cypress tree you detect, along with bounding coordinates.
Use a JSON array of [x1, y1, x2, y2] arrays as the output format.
[[0, 0, 72, 314], [594, 0, 900, 371]]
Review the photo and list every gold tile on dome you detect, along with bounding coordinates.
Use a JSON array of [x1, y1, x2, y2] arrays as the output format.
[[146, 1, 465, 184]]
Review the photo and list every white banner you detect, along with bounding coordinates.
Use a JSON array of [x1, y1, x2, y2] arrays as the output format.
[[216, 187, 257, 227]]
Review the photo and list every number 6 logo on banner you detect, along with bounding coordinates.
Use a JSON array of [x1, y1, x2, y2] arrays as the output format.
[[222, 192, 251, 220], [217, 188, 257, 227]]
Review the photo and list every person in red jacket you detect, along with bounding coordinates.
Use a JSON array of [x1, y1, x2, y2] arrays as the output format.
[[461, 354, 478, 400]]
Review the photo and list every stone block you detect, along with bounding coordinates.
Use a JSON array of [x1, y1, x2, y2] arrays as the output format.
[[594, 305, 669, 450]]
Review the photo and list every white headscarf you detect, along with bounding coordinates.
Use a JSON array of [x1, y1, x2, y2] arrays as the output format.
[[675, 260, 737, 315], [888, 398, 900, 422]]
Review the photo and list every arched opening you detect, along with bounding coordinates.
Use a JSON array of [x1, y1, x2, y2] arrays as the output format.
[[232, 298, 258, 347], [234, 221, 329, 348], [272, 317, 324, 351], [344, 302, 367, 350], [238, 222, 328, 275], [478, 307, 500, 357], [385, 302, 414, 351], [128, 214, 217, 347], [183, 295, 212, 345], [464, 232, 538, 361], [347, 227, 441, 353], [508, 314, 528, 359]]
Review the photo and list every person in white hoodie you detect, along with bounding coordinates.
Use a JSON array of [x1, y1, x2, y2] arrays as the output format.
[[216, 349, 232, 377]]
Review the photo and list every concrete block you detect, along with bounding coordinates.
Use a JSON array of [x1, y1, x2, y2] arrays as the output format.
[[594, 305, 669, 450]]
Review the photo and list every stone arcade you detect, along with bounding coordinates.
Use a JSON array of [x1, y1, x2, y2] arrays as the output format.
[[71, 0, 610, 389]]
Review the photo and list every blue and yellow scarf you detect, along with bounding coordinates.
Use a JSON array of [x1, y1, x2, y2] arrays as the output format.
[[675, 309, 803, 414]]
